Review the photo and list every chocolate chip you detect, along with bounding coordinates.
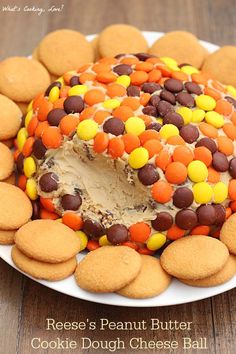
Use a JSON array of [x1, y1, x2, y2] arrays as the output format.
[[146, 122, 162, 131], [64, 96, 84, 114], [175, 209, 198, 230], [157, 100, 173, 117], [113, 64, 132, 76], [16, 153, 24, 173], [225, 96, 236, 109], [127, 85, 141, 97], [160, 90, 176, 105], [164, 78, 183, 93], [163, 112, 184, 129], [151, 212, 173, 231], [83, 219, 105, 238], [70, 76, 80, 86], [142, 83, 161, 94], [138, 164, 159, 185], [176, 92, 195, 107], [142, 105, 157, 117], [149, 94, 161, 107], [61, 194, 82, 211], [134, 53, 154, 61], [173, 187, 194, 208], [212, 152, 229, 172], [103, 118, 125, 136], [213, 204, 226, 225], [31, 200, 40, 220], [39, 172, 59, 193], [32, 139, 47, 160], [195, 137, 217, 153], [107, 224, 128, 244], [184, 82, 202, 95], [229, 157, 236, 178], [197, 205, 216, 225], [47, 108, 67, 126], [45, 81, 61, 97], [180, 124, 199, 143]]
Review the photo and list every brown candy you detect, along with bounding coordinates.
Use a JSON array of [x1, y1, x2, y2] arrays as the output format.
[[195, 137, 217, 153], [16, 153, 24, 173], [64, 96, 84, 114], [229, 157, 236, 178], [173, 187, 194, 208], [45, 81, 61, 97], [113, 64, 132, 76], [212, 152, 229, 172], [157, 100, 173, 117], [61, 194, 82, 211], [103, 118, 125, 136], [127, 85, 140, 97], [151, 212, 173, 231], [197, 205, 216, 225], [107, 224, 128, 244], [175, 209, 198, 230], [176, 92, 195, 107], [184, 82, 202, 95], [180, 124, 199, 143], [149, 94, 160, 107], [146, 122, 162, 131], [213, 204, 226, 225], [83, 219, 105, 238], [138, 164, 159, 185], [47, 108, 67, 126], [164, 78, 183, 93], [70, 76, 80, 86], [32, 139, 47, 160], [163, 112, 184, 129], [142, 82, 161, 94], [160, 90, 176, 105], [39, 172, 59, 193], [142, 105, 157, 117]]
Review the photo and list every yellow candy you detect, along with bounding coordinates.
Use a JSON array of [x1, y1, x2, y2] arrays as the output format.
[[99, 235, 111, 246], [56, 77, 64, 85], [156, 118, 163, 125], [213, 182, 228, 203], [76, 231, 88, 251], [56, 218, 62, 223], [77, 120, 98, 140], [24, 109, 33, 128], [146, 233, 166, 251], [159, 124, 179, 140], [205, 111, 224, 128], [17, 127, 28, 151], [103, 99, 120, 109], [176, 107, 192, 125], [167, 65, 180, 72], [27, 100, 33, 113], [181, 65, 199, 75], [160, 57, 178, 67], [187, 160, 208, 182], [116, 75, 131, 87], [195, 94, 216, 111], [23, 157, 36, 178], [49, 86, 60, 103], [26, 178, 38, 200], [191, 109, 205, 123], [125, 117, 146, 136], [193, 182, 213, 204], [226, 85, 236, 98], [68, 84, 88, 96], [128, 147, 149, 169]]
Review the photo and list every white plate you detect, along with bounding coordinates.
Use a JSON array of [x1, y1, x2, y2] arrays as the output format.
[[0, 31, 235, 307]]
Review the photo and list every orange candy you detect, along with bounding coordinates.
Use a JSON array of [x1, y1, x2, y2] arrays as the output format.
[[171, 71, 188, 81], [87, 240, 100, 251], [59, 115, 79, 136], [93, 132, 109, 153], [40, 197, 55, 212], [53, 97, 66, 109], [22, 137, 35, 157], [107, 83, 126, 98], [79, 72, 96, 84], [167, 224, 185, 240], [155, 150, 172, 171], [129, 222, 151, 242], [135, 61, 154, 72], [42, 126, 62, 149], [84, 89, 105, 105], [215, 99, 232, 116], [190, 225, 210, 236], [79, 107, 96, 121], [199, 122, 218, 138], [113, 106, 134, 122], [37, 100, 53, 121], [166, 135, 185, 145], [121, 97, 140, 110], [207, 167, 220, 183], [204, 87, 221, 101], [35, 121, 49, 138], [143, 139, 163, 158], [62, 213, 83, 231], [148, 69, 162, 82], [121, 241, 138, 251], [18, 174, 27, 191], [229, 179, 236, 200], [122, 133, 140, 154], [96, 71, 117, 83], [194, 146, 212, 166], [223, 123, 236, 140], [94, 110, 110, 124], [173, 146, 193, 166], [165, 162, 187, 184], [217, 136, 234, 156], [151, 180, 173, 203], [108, 137, 125, 158], [138, 247, 155, 256], [92, 63, 111, 73], [40, 209, 58, 220], [139, 129, 160, 145], [130, 71, 149, 85], [140, 93, 151, 106], [121, 57, 139, 65], [27, 116, 38, 136]]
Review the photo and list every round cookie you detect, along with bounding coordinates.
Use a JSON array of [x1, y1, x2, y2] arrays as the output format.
[[12, 246, 77, 281], [14, 219, 80, 263], [99, 24, 148, 57], [0, 229, 16, 245], [179, 255, 236, 287], [0, 143, 14, 180], [160, 235, 229, 280], [0, 57, 50, 102], [220, 213, 236, 255], [75, 246, 142, 293], [0, 94, 22, 140], [38, 29, 94, 76], [148, 31, 205, 68], [202, 46, 236, 86], [0, 183, 32, 230], [117, 255, 171, 299]]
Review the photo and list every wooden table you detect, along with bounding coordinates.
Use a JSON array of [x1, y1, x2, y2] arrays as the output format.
[[0, 0, 235, 353]]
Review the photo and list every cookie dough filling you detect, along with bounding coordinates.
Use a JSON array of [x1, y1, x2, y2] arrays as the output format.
[[15, 53, 236, 253]]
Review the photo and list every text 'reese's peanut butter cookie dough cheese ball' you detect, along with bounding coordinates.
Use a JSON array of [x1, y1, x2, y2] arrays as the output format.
[[15, 52, 236, 254]]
